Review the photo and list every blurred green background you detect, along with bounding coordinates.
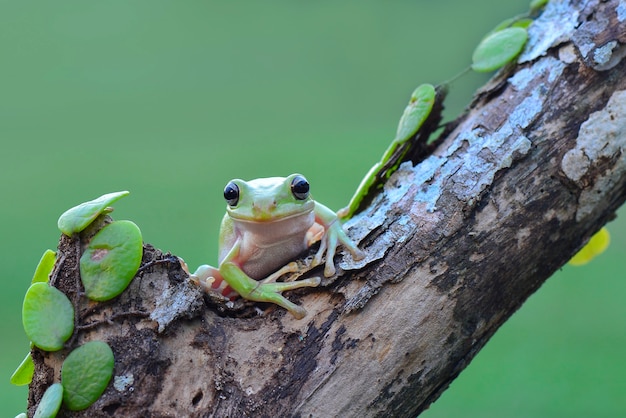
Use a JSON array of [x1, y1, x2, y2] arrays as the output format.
[[2, 1, 624, 416]]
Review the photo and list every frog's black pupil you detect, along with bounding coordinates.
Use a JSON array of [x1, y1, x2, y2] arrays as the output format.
[[224, 182, 239, 206], [291, 176, 309, 200]]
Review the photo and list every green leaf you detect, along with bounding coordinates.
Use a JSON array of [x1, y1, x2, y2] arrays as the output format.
[[393, 84, 436, 144], [80, 220, 143, 301], [472, 27, 528, 72], [569, 227, 610, 266], [61, 341, 114, 411], [33, 383, 63, 418], [57, 191, 129, 236], [32, 250, 57, 284], [23, 283, 74, 351], [10, 352, 35, 386]]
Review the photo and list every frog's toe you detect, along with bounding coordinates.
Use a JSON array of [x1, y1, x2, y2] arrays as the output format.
[[249, 286, 310, 320], [323, 262, 336, 277], [336, 206, 350, 219], [353, 247, 366, 261], [289, 305, 307, 320], [312, 239, 328, 267]]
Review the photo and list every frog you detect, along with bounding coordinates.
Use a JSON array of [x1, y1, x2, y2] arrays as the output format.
[[188, 173, 365, 319]]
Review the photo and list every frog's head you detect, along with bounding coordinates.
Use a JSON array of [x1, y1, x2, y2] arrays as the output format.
[[224, 173, 315, 222]]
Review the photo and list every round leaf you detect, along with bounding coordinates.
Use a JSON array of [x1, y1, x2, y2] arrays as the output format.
[[57, 191, 129, 236], [33, 383, 63, 418], [472, 27, 528, 72], [569, 227, 610, 266], [32, 249, 57, 284], [61, 341, 114, 411], [23, 282, 74, 351], [10, 352, 35, 386], [80, 220, 143, 301]]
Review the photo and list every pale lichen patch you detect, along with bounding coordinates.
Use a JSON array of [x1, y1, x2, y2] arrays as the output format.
[[594, 41, 618, 66], [520, 0, 579, 63], [509, 93, 543, 129], [561, 148, 590, 182], [510, 56, 565, 91], [617, 0, 626, 22], [593, 43, 626, 71], [560, 90, 626, 221], [113, 374, 134, 392], [150, 278, 204, 333]]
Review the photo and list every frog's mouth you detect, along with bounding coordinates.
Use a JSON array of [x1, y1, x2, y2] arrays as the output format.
[[229, 208, 314, 223], [227, 200, 316, 223]]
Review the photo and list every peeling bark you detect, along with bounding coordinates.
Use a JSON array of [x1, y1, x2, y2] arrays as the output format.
[[28, 1, 626, 417]]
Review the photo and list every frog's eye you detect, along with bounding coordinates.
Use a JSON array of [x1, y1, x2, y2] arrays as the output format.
[[290, 175, 310, 200], [224, 182, 240, 206]]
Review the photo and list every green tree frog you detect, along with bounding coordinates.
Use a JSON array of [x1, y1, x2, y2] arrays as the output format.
[[189, 174, 364, 319]]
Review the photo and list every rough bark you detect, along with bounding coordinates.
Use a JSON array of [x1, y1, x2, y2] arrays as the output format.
[[28, 1, 626, 417]]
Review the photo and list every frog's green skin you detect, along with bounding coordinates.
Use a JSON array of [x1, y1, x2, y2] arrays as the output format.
[[338, 84, 437, 219], [190, 174, 364, 319]]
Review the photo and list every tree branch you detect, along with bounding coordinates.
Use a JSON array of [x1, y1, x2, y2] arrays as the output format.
[[29, 1, 626, 416]]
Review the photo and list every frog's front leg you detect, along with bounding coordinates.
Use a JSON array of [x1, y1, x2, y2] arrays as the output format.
[[220, 241, 320, 319], [312, 202, 365, 277]]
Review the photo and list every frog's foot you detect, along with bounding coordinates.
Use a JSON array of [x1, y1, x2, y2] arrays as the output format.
[[312, 224, 366, 277], [189, 264, 238, 299], [246, 276, 322, 319], [344, 240, 366, 262]]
